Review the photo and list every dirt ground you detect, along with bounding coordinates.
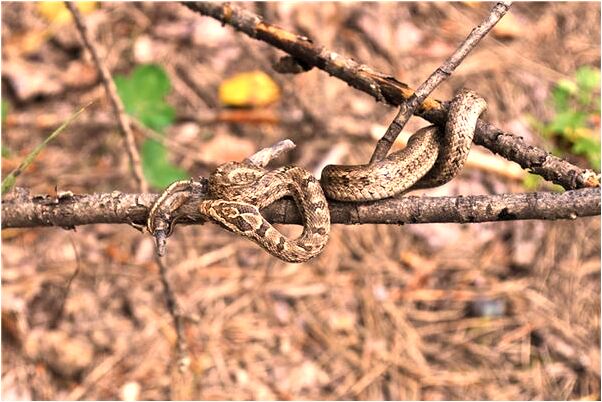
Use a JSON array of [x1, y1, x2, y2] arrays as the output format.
[[2, 2, 600, 400]]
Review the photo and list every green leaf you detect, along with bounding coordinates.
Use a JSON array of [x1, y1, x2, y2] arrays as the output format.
[[550, 183, 565, 193], [1, 147, 11, 158], [522, 173, 542, 191], [551, 80, 577, 112], [555, 78, 578, 94], [1, 99, 10, 158], [116, 65, 183, 187], [571, 136, 601, 171], [1, 102, 92, 194], [551, 85, 571, 113], [545, 110, 587, 137], [575, 66, 600, 93], [115, 64, 175, 133], [1, 99, 9, 125], [575, 67, 600, 108], [141, 139, 188, 189], [577, 91, 595, 110]]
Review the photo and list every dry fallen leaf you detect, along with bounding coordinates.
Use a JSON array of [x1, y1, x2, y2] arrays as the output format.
[[198, 133, 257, 164], [492, 12, 523, 39], [2, 60, 64, 102], [24, 330, 94, 379], [3, 31, 49, 57], [219, 71, 280, 107]]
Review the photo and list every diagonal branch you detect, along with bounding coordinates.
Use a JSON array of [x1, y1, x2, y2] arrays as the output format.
[[66, 2, 148, 193], [2, 187, 599, 229], [67, 2, 190, 370], [371, 1, 511, 163], [181, 2, 599, 191]]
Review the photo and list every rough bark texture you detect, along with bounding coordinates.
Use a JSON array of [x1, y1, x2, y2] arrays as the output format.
[[183, 2, 600, 191], [66, 2, 148, 193], [3, 187, 599, 229], [371, 1, 512, 162]]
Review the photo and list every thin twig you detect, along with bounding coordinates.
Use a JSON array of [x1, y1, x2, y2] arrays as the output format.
[[156, 255, 190, 373], [370, 1, 512, 163], [3, 187, 599, 228], [49, 235, 82, 329], [66, 2, 148, 193], [67, 2, 189, 371], [182, 2, 599, 191]]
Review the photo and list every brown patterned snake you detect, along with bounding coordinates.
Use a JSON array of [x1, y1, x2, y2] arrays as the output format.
[[320, 89, 487, 200], [148, 161, 330, 263], [148, 89, 485, 262]]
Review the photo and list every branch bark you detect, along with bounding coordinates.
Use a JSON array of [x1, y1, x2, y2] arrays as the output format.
[[66, 2, 148, 193], [3, 188, 599, 229], [67, 2, 186, 366], [182, 2, 599, 191], [371, 1, 511, 163]]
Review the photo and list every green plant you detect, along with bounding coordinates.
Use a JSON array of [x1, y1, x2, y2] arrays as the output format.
[[1, 99, 8, 125], [115, 64, 187, 188], [525, 66, 600, 190], [2, 99, 11, 158], [542, 66, 600, 171]]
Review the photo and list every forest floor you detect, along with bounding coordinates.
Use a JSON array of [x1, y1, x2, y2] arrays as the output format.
[[2, 2, 600, 400]]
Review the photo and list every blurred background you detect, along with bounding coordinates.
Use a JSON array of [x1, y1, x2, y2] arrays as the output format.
[[1, 2, 600, 400]]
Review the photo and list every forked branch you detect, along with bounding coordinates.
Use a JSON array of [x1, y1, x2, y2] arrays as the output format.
[[371, 1, 511, 163], [182, 2, 599, 191]]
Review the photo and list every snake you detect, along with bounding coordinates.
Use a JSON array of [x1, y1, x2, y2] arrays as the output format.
[[148, 163, 331, 263], [320, 89, 487, 200], [148, 89, 485, 262]]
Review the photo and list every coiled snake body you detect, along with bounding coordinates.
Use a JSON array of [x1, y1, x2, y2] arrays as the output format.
[[148, 89, 486, 262], [148, 162, 331, 263], [198, 163, 330, 262], [321, 89, 487, 200]]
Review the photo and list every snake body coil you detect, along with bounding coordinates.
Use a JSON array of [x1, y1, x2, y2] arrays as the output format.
[[149, 89, 486, 263], [320, 89, 487, 201], [198, 162, 330, 263]]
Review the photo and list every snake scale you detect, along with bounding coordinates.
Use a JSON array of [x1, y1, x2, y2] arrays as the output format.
[[148, 89, 486, 262], [197, 163, 330, 262], [321, 89, 487, 200]]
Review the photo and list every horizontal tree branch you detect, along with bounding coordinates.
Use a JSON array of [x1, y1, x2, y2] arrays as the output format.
[[2, 188, 599, 230], [182, 2, 600, 191]]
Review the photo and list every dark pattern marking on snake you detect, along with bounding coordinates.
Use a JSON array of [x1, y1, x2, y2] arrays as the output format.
[[198, 163, 330, 263], [148, 90, 485, 262]]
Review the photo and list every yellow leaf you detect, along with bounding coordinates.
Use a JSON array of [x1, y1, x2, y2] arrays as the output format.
[[219, 71, 280, 107], [37, 1, 97, 25]]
